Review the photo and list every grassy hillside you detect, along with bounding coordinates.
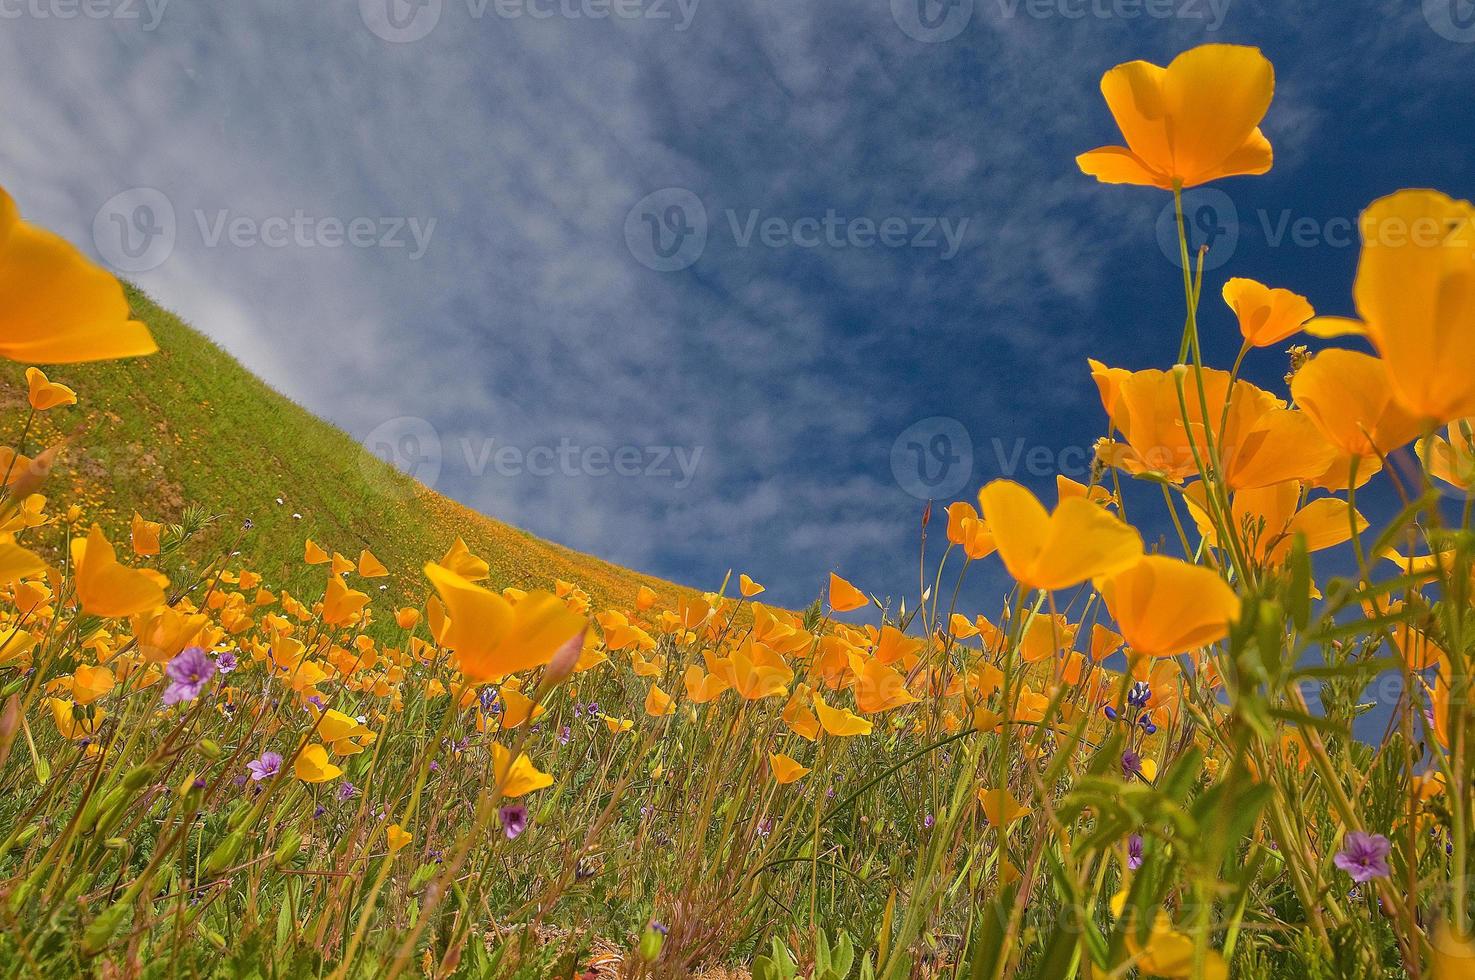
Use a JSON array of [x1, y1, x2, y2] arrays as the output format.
[[0, 284, 686, 609]]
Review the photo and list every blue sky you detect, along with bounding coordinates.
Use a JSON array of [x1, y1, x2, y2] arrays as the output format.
[[1, 0, 1473, 619]]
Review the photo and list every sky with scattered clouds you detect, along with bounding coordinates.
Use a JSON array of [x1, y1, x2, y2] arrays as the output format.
[[2, 0, 1473, 614]]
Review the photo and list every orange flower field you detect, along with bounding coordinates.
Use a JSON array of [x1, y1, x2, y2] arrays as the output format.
[[2, 43, 1475, 979]]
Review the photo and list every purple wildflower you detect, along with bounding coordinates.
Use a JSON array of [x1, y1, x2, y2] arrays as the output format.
[[1121, 749, 1143, 779], [757, 817, 773, 837], [923, 814, 935, 830], [247, 751, 283, 782], [559, 725, 572, 745], [1103, 705, 1119, 721], [162, 647, 216, 705], [1128, 834, 1144, 870], [499, 803, 530, 840], [1334, 831, 1392, 883], [1127, 682, 1151, 709], [216, 651, 238, 674], [336, 781, 358, 802]]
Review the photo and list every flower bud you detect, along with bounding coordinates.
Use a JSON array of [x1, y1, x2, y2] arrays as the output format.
[[543, 629, 586, 687]]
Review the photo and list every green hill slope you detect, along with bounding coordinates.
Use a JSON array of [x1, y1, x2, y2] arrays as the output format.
[[0, 285, 686, 609]]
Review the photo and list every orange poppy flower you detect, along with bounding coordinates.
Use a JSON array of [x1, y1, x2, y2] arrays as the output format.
[[1291, 349, 1424, 468], [71, 525, 167, 618], [1222, 278, 1314, 348], [24, 367, 77, 410], [828, 573, 868, 613], [813, 692, 872, 737], [977, 479, 1142, 591], [423, 562, 584, 682], [1076, 44, 1273, 191], [0, 185, 156, 363], [130, 512, 162, 557], [1316, 190, 1475, 424], [769, 752, 810, 784], [1099, 556, 1239, 658]]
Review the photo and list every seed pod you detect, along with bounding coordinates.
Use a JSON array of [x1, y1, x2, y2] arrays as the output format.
[[121, 763, 156, 792], [273, 830, 302, 869], [202, 830, 246, 877]]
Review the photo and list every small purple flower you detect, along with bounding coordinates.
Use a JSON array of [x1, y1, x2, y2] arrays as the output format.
[[216, 651, 238, 674], [336, 781, 358, 802], [247, 751, 283, 782], [1127, 682, 1151, 709], [428, 760, 440, 773], [757, 817, 773, 837], [191, 777, 208, 791], [479, 688, 499, 712], [651, 921, 669, 936], [499, 803, 529, 840], [312, 804, 326, 819], [306, 695, 325, 710], [585, 702, 599, 717], [1103, 705, 1119, 721], [559, 725, 572, 745], [162, 647, 216, 705], [1121, 749, 1143, 779], [1127, 834, 1144, 870], [1334, 831, 1392, 883]]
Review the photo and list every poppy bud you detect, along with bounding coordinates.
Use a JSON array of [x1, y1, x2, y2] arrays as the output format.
[[543, 629, 585, 686]]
